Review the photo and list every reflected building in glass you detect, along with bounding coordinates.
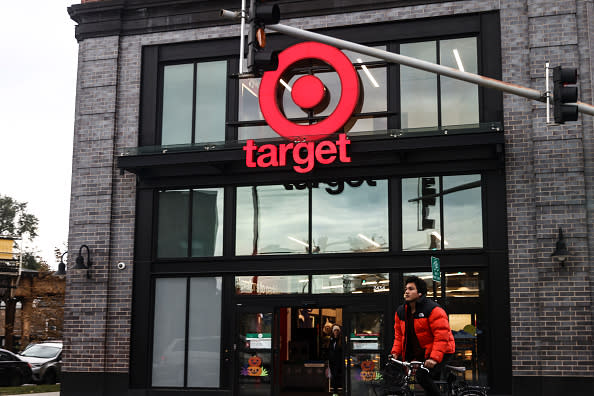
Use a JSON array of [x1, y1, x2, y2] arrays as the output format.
[[63, 1, 594, 396]]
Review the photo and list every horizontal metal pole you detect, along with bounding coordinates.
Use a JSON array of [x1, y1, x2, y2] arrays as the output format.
[[268, 23, 594, 117], [220, 11, 594, 117]]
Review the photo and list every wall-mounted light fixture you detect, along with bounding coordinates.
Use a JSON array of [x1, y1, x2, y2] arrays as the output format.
[[550, 228, 570, 266], [73, 244, 93, 278], [54, 251, 68, 276]]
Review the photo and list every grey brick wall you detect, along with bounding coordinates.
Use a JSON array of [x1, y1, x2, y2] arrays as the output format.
[[65, 0, 593, 384], [502, 0, 594, 379]]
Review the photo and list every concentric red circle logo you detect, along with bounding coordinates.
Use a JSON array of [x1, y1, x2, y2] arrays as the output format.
[[259, 42, 360, 141]]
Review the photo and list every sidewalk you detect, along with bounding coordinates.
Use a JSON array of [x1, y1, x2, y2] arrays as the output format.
[[4, 393, 59, 396]]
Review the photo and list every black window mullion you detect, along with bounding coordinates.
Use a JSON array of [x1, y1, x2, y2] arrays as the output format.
[[227, 59, 239, 141], [308, 183, 313, 254], [183, 277, 190, 388], [439, 176, 445, 250], [191, 63, 198, 144], [436, 41, 443, 129], [388, 42, 401, 130], [188, 189, 194, 258]]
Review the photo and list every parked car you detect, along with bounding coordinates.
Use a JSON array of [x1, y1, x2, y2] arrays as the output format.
[[18, 341, 62, 384], [0, 348, 32, 386]]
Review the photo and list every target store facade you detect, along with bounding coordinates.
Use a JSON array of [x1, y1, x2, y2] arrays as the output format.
[[64, 1, 594, 396]]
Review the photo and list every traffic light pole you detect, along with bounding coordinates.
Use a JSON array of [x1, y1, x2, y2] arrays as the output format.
[[221, 10, 594, 117]]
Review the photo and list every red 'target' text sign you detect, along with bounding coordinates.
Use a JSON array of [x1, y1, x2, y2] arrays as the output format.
[[244, 42, 360, 173]]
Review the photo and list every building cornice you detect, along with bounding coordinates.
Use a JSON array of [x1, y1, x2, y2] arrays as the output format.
[[68, 0, 460, 41]]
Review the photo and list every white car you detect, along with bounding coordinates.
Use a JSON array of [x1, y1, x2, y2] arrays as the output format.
[[18, 341, 62, 384]]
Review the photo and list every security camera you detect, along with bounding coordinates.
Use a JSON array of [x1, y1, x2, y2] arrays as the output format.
[[117, 262, 126, 270]]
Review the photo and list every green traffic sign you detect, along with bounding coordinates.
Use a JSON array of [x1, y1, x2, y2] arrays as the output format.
[[431, 256, 441, 282]]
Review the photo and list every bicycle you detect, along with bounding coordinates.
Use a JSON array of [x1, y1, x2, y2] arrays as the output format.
[[377, 357, 488, 396]]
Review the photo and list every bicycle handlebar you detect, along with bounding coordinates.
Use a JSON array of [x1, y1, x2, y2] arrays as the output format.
[[388, 357, 429, 373]]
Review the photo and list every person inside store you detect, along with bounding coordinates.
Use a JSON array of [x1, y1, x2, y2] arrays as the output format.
[[328, 324, 343, 395], [390, 276, 456, 396]]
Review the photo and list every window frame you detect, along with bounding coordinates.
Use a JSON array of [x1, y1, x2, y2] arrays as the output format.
[[139, 13, 502, 148]]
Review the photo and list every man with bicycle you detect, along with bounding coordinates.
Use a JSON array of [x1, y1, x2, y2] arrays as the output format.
[[390, 275, 456, 396]]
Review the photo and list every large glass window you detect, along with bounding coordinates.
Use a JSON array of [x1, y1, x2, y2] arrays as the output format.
[[236, 180, 389, 255], [161, 61, 227, 145], [235, 275, 309, 295], [400, 37, 479, 129], [157, 188, 224, 258], [152, 277, 222, 388], [152, 278, 187, 387], [236, 185, 309, 255], [443, 174, 483, 249], [312, 273, 390, 294], [402, 175, 482, 251], [312, 180, 388, 253]]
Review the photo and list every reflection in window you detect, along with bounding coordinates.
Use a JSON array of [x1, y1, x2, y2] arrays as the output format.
[[400, 41, 438, 128], [443, 175, 483, 249], [157, 190, 189, 257], [403, 272, 441, 299], [313, 180, 388, 253], [192, 189, 224, 257], [162, 64, 194, 145], [236, 180, 389, 255], [236, 185, 309, 255], [312, 273, 390, 294], [400, 37, 479, 129], [402, 177, 441, 251], [235, 275, 309, 295], [445, 271, 480, 298], [158, 188, 224, 258], [152, 277, 222, 388], [161, 61, 227, 146], [152, 278, 186, 387], [238, 77, 263, 122], [444, 271, 485, 383], [440, 38, 479, 126], [187, 277, 222, 387], [195, 62, 227, 143]]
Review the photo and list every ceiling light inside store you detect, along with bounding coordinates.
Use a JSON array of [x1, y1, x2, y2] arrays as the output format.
[[280, 79, 292, 92], [453, 49, 465, 72], [358, 233, 381, 247], [357, 58, 380, 88], [288, 236, 308, 247], [241, 83, 258, 98]]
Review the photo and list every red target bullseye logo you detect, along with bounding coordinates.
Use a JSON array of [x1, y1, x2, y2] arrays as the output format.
[[259, 42, 360, 141]]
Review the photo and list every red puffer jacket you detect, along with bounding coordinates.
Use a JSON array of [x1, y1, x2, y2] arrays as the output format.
[[391, 296, 455, 363]]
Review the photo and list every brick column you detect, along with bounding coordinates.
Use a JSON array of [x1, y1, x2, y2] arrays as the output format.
[[503, 0, 594, 387]]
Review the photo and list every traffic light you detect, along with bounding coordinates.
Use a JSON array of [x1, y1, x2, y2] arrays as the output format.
[[420, 177, 437, 231], [247, 0, 280, 76], [553, 66, 578, 124]]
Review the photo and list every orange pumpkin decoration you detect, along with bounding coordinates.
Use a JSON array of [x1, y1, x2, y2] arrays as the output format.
[[247, 366, 263, 376], [360, 370, 375, 381], [361, 360, 375, 371], [248, 355, 262, 367]]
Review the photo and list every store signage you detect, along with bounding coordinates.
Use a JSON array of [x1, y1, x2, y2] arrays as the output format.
[[244, 42, 360, 173]]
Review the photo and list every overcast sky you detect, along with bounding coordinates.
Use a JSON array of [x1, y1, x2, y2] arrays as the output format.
[[1, 1, 78, 268]]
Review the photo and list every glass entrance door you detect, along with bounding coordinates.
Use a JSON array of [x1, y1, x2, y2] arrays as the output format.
[[277, 307, 342, 396], [344, 308, 385, 396], [237, 308, 274, 396]]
